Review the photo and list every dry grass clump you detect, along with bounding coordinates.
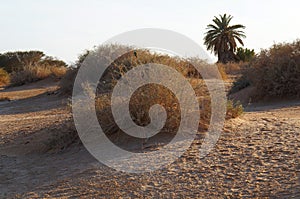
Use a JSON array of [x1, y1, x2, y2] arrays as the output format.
[[0, 68, 10, 86], [226, 100, 243, 118], [231, 39, 300, 100], [95, 84, 182, 139], [50, 66, 67, 77], [10, 64, 67, 86]]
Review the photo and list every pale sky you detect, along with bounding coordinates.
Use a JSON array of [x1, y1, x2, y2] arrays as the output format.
[[1, 0, 299, 63]]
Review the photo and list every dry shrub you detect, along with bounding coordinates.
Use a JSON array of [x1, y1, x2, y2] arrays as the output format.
[[10, 64, 67, 86], [92, 50, 212, 149], [233, 40, 300, 100], [0, 68, 10, 86], [58, 68, 78, 95], [94, 49, 237, 148], [69, 45, 240, 150]]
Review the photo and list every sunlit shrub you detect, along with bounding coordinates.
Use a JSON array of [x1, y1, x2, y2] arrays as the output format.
[[0, 68, 10, 86], [230, 39, 300, 100]]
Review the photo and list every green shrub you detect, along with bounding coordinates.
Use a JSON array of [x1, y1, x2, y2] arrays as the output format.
[[236, 47, 255, 62]]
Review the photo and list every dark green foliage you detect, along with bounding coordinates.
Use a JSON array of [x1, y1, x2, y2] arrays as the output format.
[[39, 56, 67, 68], [0, 51, 44, 72], [236, 47, 255, 62], [229, 75, 251, 94], [204, 14, 246, 63]]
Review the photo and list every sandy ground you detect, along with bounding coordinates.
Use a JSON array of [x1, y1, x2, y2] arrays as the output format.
[[0, 80, 299, 198]]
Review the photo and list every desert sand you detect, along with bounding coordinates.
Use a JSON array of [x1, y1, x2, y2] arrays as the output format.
[[0, 79, 299, 198]]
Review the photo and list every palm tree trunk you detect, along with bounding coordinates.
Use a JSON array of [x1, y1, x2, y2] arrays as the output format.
[[218, 51, 239, 64]]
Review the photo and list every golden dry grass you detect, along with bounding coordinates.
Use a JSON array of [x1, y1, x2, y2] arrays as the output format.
[[217, 62, 249, 76], [10, 64, 67, 86]]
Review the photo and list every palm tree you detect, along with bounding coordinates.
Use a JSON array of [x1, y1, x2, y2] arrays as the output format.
[[204, 14, 246, 63]]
